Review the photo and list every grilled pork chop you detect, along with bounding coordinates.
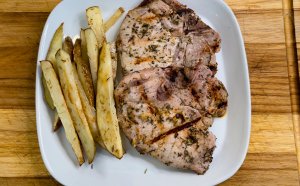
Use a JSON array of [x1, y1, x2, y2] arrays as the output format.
[[115, 0, 228, 174], [115, 65, 227, 151], [117, 0, 220, 74], [115, 65, 227, 174]]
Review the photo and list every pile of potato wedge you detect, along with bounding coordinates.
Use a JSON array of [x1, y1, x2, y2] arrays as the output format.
[[40, 6, 125, 165]]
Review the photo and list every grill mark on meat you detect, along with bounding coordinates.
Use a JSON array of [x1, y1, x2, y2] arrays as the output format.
[[150, 117, 201, 144], [148, 104, 156, 114], [134, 57, 154, 64], [139, 13, 157, 20]]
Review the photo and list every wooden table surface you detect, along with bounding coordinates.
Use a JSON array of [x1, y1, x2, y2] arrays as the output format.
[[0, 0, 299, 185]]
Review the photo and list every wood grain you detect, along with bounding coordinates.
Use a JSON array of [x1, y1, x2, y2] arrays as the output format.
[[247, 43, 292, 114], [295, 0, 300, 71], [0, 47, 37, 109], [0, 0, 298, 185], [249, 114, 295, 153], [235, 11, 285, 44], [223, 0, 299, 184], [294, 0, 300, 182], [0, 0, 59, 12], [226, 0, 283, 11], [0, 178, 59, 186], [0, 13, 48, 47], [284, 0, 300, 180], [222, 153, 299, 186], [0, 109, 49, 177], [294, 0, 300, 74]]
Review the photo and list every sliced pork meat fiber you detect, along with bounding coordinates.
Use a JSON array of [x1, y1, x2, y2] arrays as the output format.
[[115, 0, 228, 174]]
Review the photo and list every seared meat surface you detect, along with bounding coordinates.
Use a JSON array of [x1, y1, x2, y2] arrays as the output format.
[[115, 0, 228, 174], [115, 65, 227, 152], [149, 122, 216, 174], [117, 0, 220, 74], [115, 65, 227, 174]]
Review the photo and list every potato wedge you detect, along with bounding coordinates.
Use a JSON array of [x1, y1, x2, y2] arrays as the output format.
[[84, 28, 99, 90], [60, 36, 74, 133], [46, 23, 63, 73], [63, 36, 74, 61], [72, 63, 105, 148], [53, 111, 62, 131], [42, 74, 55, 109], [97, 42, 124, 158], [104, 7, 125, 32], [40, 60, 84, 165], [86, 6, 105, 47], [56, 49, 96, 164], [80, 29, 89, 64], [43, 23, 63, 109], [74, 39, 95, 107], [109, 41, 117, 81]]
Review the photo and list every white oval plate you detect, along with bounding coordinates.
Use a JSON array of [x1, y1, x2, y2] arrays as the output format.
[[35, 0, 251, 185]]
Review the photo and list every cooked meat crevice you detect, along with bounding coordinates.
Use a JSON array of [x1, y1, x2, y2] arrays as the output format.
[[150, 117, 201, 144]]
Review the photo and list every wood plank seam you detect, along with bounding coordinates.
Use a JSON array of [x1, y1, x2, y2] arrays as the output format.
[[282, 0, 300, 182]]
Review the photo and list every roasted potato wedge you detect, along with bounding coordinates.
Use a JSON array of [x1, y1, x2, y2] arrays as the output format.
[[46, 23, 63, 73], [53, 111, 62, 131], [72, 63, 105, 148], [63, 36, 74, 61], [104, 7, 125, 32], [97, 42, 124, 159], [80, 29, 89, 63], [40, 60, 84, 165], [56, 49, 96, 164], [42, 74, 55, 109], [43, 23, 63, 109], [84, 28, 99, 90], [74, 39, 95, 107], [86, 6, 105, 47]]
